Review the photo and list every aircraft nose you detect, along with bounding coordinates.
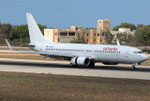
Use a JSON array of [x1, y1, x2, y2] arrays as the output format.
[[141, 54, 148, 62]]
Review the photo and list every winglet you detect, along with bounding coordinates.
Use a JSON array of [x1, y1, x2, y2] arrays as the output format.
[[117, 39, 120, 46], [5, 39, 13, 50]]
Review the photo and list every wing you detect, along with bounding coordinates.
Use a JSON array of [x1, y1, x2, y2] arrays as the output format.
[[3, 39, 94, 61], [19, 50, 73, 59]]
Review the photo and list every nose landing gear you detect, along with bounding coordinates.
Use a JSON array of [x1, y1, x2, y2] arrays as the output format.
[[132, 65, 136, 70], [132, 63, 139, 70]]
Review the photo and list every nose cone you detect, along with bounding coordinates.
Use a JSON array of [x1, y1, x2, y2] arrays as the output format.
[[141, 54, 148, 62]]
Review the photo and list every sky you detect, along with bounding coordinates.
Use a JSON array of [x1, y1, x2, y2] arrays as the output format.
[[0, 0, 150, 29]]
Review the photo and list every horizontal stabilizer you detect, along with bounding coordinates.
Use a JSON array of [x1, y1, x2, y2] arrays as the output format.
[[5, 39, 13, 50]]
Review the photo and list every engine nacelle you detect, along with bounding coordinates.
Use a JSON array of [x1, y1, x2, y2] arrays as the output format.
[[71, 57, 90, 66]]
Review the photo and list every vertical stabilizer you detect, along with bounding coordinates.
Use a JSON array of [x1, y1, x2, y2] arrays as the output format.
[[26, 13, 53, 44]]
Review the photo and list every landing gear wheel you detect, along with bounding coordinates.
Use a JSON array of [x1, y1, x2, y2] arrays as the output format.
[[131, 65, 136, 70], [131, 63, 138, 70], [70, 63, 76, 67], [88, 61, 95, 67]]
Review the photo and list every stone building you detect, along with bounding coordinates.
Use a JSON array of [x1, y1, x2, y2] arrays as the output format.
[[97, 19, 111, 44], [44, 19, 111, 44], [111, 28, 135, 43]]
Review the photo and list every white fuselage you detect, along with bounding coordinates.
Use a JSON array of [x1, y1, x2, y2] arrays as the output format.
[[25, 13, 148, 67], [33, 43, 148, 64]]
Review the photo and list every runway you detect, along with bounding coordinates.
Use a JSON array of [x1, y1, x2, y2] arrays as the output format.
[[0, 58, 150, 80]]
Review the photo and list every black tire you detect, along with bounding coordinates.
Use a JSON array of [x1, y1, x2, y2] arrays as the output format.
[[88, 61, 95, 67], [70, 63, 76, 67], [131, 65, 136, 70]]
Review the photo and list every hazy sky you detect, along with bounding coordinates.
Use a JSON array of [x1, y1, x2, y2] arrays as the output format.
[[0, 0, 150, 29]]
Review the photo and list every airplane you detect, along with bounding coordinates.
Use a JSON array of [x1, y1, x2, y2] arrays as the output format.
[[5, 13, 149, 70]]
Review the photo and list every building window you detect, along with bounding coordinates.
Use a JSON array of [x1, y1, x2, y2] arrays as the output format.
[[60, 32, 67, 36], [97, 33, 99, 36], [69, 32, 75, 36], [58, 39, 59, 42]]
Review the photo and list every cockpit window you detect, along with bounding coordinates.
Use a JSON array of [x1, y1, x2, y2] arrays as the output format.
[[133, 51, 143, 54]]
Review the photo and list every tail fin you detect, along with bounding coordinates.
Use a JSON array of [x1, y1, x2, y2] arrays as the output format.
[[26, 13, 53, 44]]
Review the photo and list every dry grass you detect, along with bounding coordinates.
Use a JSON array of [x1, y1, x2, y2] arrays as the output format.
[[0, 72, 149, 101], [0, 53, 57, 61], [142, 57, 150, 66], [0, 46, 31, 51]]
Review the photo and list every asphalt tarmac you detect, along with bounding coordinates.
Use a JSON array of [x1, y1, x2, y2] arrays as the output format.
[[0, 58, 150, 80]]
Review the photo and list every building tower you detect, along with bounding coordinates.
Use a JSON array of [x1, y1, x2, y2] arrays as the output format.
[[96, 19, 111, 44]]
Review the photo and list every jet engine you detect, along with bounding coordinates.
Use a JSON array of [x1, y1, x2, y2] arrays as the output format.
[[70, 56, 90, 66]]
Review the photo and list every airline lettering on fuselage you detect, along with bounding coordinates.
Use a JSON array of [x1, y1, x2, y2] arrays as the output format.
[[103, 47, 118, 51]]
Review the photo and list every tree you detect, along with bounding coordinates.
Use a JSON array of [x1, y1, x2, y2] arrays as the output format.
[[126, 34, 134, 45], [116, 33, 126, 44], [137, 24, 144, 29], [10, 25, 29, 43], [103, 32, 114, 44], [0, 23, 12, 38], [38, 24, 47, 34], [113, 22, 137, 31], [116, 32, 134, 45], [0, 23, 12, 45], [134, 25, 150, 46], [10, 24, 47, 43]]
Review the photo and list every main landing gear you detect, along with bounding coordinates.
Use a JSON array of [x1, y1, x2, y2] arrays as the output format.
[[88, 61, 95, 67], [70, 61, 95, 67]]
